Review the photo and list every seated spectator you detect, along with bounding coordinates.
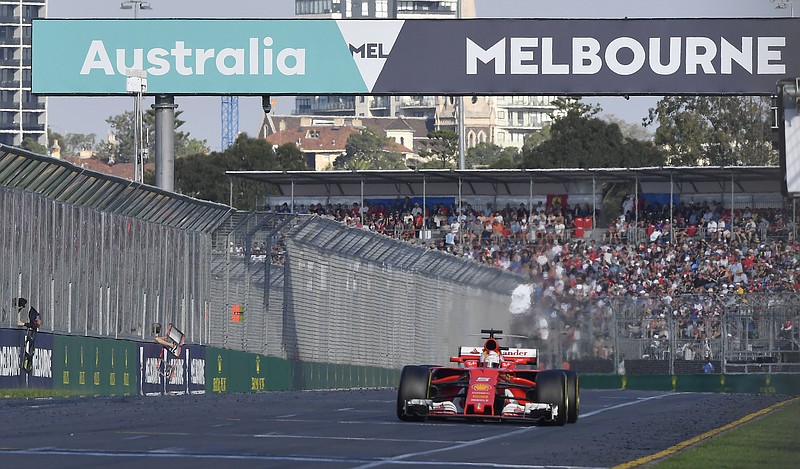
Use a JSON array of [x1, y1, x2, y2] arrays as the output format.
[[554, 218, 566, 242], [650, 225, 663, 244]]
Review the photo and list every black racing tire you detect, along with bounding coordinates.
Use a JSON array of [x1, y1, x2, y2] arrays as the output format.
[[536, 370, 568, 426], [396, 365, 431, 421], [564, 370, 580, 424]]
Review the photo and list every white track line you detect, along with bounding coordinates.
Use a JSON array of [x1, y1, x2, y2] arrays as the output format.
[[352, 393, 676, 469], [0, 392, 677, 468]]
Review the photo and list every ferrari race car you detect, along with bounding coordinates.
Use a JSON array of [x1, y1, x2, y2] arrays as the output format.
[[397, 329, 579, 425]]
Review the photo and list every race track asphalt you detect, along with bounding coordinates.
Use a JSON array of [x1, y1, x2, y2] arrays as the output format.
[[0, 388, 790, 469]]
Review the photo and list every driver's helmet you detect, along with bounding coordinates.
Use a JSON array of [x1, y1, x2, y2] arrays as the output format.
[[484, 350, 501, 368]]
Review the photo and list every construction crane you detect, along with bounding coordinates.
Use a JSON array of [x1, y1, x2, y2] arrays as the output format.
[[221, 96, 239, 151]]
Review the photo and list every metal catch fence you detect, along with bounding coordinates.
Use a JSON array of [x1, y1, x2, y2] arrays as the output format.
[[0, 147, 231, 343], [507, 292, 800, 374], [1, 187, 221, 343], [208, 214, 524, 368]]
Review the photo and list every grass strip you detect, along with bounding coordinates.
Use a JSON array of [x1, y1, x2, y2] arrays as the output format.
[[615, 397, 800, 469], [0, 389, 93, 399]]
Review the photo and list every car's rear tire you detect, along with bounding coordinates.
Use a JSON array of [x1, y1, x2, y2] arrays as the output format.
[[397, 365, 431, 421], [536, 370, 568, 426], [564, 370, 579, 423]]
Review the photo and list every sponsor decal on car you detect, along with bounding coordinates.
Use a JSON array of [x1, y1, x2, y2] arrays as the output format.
[[472, 383, 492, 392]]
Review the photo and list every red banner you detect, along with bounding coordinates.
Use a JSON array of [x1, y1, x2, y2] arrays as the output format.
[[547, 194, 568, 209]]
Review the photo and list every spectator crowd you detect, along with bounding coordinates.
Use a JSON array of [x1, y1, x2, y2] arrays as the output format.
[[273, 196, 799, 298], [263, 196, 800, 364]]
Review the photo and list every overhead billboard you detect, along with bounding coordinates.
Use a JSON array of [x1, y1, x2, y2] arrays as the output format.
[[32, 18, 800, 96]]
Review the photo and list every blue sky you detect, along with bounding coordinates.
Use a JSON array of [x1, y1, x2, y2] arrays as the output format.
[[46, 0, 794, 150]]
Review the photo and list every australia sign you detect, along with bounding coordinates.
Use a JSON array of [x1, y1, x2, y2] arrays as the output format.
[[32, 18, 800, 96]]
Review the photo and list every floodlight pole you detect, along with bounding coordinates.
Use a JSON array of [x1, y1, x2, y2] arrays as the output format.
[[125, 69, 147, 183], [121, 1, 176, 191], [120, 1, 152, 19], [457, 0, 466, 170]]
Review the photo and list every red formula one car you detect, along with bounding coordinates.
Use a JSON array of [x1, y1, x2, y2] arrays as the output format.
[[397, 330, 579, 425]]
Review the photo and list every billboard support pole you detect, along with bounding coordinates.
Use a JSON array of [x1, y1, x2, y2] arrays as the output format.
[[153, 95, 177, 191]]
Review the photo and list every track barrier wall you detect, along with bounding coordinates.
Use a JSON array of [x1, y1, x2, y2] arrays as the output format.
[[0, 328, 53, 390], [3, 329, 400, 395], [581, 373, 800, 395], [3, 330, 797, 396], [54, 334, 137, 396]]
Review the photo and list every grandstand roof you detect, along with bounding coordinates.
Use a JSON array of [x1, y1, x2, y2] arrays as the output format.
[[227, 166, 783, 199]]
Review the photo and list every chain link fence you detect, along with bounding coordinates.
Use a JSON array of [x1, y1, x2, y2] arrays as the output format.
[[209, 214, 523, 368], [0, 147, 231, 343], [508, 292, 800, 374], [0, 186, 221, 342]]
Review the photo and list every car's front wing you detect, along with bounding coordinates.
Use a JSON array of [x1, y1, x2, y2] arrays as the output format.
[[402, 398, 559, 422]]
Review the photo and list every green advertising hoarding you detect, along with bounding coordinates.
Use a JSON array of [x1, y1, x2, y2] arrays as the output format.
[[53, 335, 137, 396], [205, 347, 270, 393]]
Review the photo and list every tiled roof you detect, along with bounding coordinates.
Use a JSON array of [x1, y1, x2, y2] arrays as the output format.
[[62, 156, 154, 181], [266, 122, 415, 155], [267, 126, 359, 153]]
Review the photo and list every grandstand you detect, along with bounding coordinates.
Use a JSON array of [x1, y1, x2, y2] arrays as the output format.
[[230, 167, 799, 373]]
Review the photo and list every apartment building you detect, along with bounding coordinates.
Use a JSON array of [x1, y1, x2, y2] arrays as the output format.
[[0, 0, 46, 147]]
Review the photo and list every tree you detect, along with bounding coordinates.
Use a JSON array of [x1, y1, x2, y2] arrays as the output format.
[[645, 96, 776, 166], [184, 138, 209, 158], [521, 124, 551, 154], [174, 133, 305, 210], [174, 152, 229, 203], [45, 129, 98, 158], [466, 142, 520, 168], [418, 129, 458, 168], [521, 111, 665, 169], [488, 157, 520, 169], [95, 109, 209, 164], [20, 137, 48, 155], [64, 133, 97, 156], [224, 134, 306, 209], [601, 114, 653, 141], [275, 143, 306, 169], [334, 128, 406, 170], [552, 97, 601, 120]]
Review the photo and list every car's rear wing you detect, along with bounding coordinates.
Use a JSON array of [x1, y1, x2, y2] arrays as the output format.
[[450, 346, 538, 366]]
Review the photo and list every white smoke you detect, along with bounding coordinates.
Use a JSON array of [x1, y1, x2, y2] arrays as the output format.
[[509, 283, 533, 315]]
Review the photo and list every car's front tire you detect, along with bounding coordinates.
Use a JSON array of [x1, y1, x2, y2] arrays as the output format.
[[564, 370, 579, 423], [396, 365, 431, 421], [536, 370, 568, 426]]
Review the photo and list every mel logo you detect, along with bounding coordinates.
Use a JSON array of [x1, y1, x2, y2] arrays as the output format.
[[349, 43, 389, 59]]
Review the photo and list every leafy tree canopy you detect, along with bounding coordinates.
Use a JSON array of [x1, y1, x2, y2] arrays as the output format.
[[645, 96, 776, 166], [46, 129, 97, 158], [174, 133, 306, 210], [521, 108, 665, 169], [334, 128, 407, 170], [466, 142, 520, 168], [601, 114, 653, 142], [95, 109, 209, 164], [20, 137, 47, 155], [418, 129, 459, 169]]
